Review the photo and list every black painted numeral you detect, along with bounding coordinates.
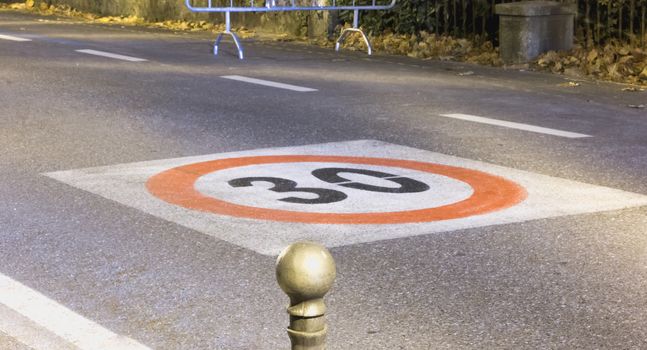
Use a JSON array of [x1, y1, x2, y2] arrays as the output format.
[[228, 177, 347, 204], [311, 168, 430, 193], [228, 167, 429, 205]]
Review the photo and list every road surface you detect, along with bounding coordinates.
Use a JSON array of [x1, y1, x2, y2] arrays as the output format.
[[1, 9, 647, 350]]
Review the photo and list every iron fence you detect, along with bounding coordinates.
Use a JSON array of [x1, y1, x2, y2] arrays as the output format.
[[352, 0, 646, 46]]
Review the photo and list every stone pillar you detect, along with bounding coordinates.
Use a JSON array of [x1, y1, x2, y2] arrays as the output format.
[[306, 0, 333, 39], [495, 1, 576, 64], [307, 10, 330, 39]]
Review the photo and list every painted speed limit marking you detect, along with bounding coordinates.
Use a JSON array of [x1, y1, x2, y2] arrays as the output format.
[[146, 155, 526, 224], [44, 140, 647, 256]]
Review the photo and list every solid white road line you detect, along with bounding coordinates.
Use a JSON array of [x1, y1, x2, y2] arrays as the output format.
[[0, 304, 76, 350], [0, 273, 151, 350], [220, 75, 318, 92], [0, 34, 32, 42], [75, 49, 147, 62], [438, 113, 592, 139]]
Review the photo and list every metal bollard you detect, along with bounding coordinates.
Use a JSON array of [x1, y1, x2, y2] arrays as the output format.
[[276, 242, 336, 350]]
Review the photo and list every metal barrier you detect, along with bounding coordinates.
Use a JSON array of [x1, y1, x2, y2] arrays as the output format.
[[185, 0, 396, 59]]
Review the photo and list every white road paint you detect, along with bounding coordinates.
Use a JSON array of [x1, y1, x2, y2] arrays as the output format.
[[0, 34, 32, 42], [0, 273, 150, 350], [75, 49, 147, 62], [0, 304, 76, 350], [44, 140, 647, 256], [439, 113, 592, 138], [220, 75, 317, 92]]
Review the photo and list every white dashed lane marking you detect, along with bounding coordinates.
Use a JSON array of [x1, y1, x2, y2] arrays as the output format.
[[439, 113, 592, 139], [0, 273, 150, 350], [220, 75, 318, 92], [0, 34, 32, 42], [75, 49, 148, 62]]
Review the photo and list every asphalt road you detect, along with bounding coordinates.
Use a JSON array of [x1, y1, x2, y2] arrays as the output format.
[[1, 9, 647, 350]]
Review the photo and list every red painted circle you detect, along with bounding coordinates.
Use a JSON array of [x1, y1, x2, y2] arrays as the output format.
[[146, 155, 527, 224]]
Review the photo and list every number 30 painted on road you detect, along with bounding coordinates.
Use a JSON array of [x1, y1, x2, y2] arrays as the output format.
[[228, 167, 430, 204], [146, 155, 526, 224]]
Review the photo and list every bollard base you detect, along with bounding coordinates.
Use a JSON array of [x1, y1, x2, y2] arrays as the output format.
[[287, 325, 327, 350]]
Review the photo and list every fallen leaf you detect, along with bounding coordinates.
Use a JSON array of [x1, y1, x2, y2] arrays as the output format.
[[622, 87, 644, 92], [558, 82, 581, 87], [640, 67, 647, 79]]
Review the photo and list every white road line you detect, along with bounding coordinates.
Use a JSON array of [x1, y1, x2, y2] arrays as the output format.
[[0, 34, 32, 42], [0, 304, 76, 350], [438, 113, 592, 139], [75, 49, 147, 62], [0, 273, 151, 350], [220, 75, 317, 92]]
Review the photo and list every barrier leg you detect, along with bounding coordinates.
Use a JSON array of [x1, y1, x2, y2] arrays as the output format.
[[214, 32, 244, 59], [213, 11, 244, 59], [334, 10, 373, 55], [335, 28, 373, 55], [214, 32, 225, 55]]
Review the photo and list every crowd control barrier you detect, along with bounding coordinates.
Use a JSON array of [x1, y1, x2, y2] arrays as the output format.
[[185, 0, 396, 59]]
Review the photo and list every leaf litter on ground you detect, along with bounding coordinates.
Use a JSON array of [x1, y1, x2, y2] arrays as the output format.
[[2, 0, 647, 88]]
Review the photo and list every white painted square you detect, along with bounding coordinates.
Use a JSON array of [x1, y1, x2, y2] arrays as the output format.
[[44, 140, 647, 256]]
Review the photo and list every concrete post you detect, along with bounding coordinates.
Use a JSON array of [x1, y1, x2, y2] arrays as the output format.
[[495, 1, 576, 64], [276, 242, 336, 350]]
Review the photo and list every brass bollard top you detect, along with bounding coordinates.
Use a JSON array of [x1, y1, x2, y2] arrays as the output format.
[[276, 241, 336, 317]]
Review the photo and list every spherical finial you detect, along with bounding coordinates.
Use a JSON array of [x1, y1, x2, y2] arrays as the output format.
[[276, 241, 336, 303]]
